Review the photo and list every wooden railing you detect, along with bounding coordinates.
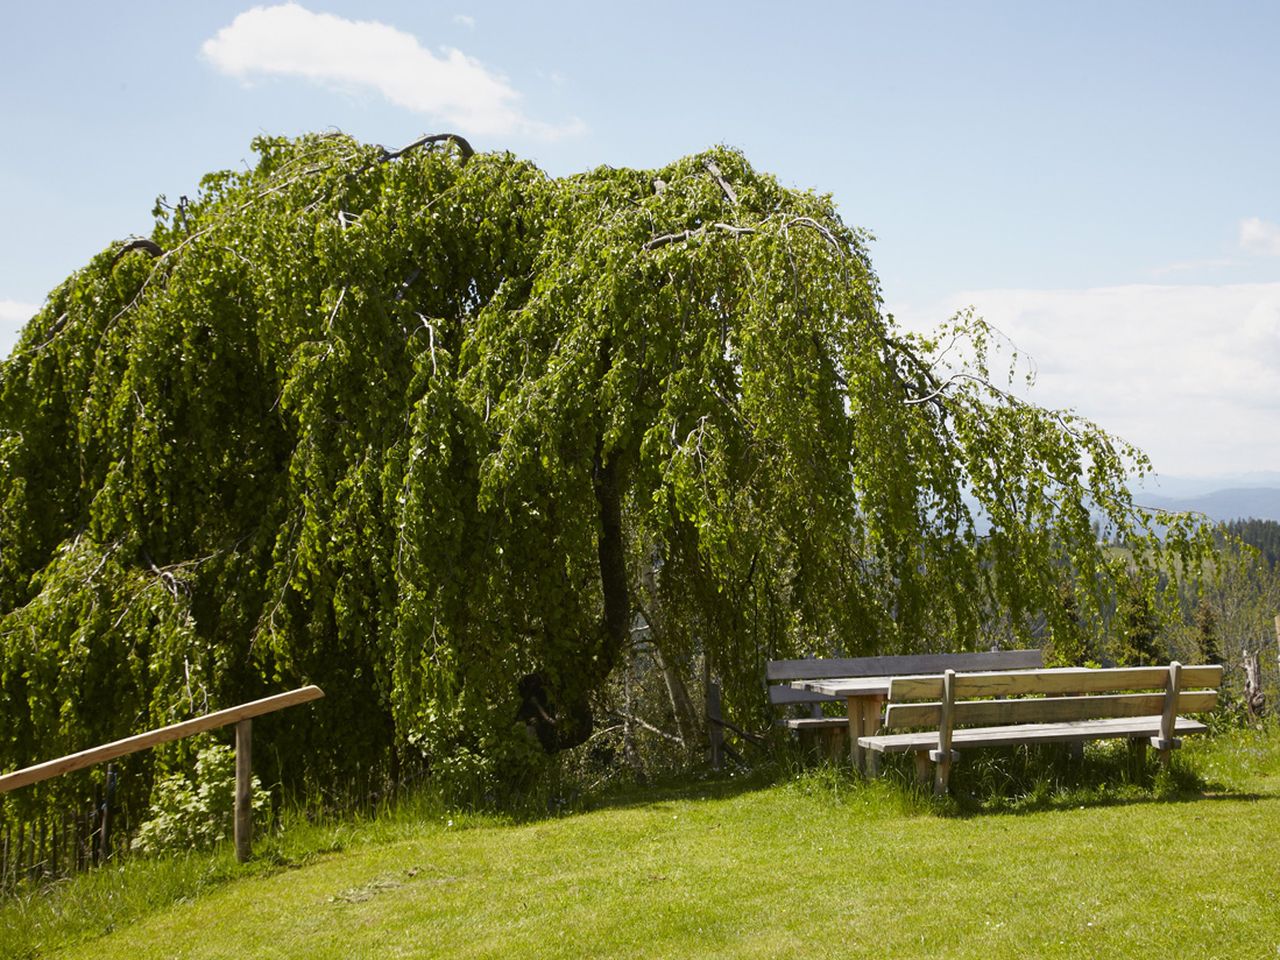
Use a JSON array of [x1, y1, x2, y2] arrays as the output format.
[[0, 686, 324, 863]]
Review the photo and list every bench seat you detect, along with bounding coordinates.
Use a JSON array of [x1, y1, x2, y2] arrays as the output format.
[[861, 714, 1208, 753], [782, 716, 851, 732]]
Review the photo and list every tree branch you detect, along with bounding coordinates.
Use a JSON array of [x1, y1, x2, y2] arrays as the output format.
[[380, 133, 475, 163], [643, 222, 755, 251]]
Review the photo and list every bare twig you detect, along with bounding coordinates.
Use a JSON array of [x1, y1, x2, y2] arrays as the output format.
[[606, 710, 683, 745], [707, 714, 766, 745]]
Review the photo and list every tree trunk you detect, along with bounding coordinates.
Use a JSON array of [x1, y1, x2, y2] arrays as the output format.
[[593, 448, 630, 683], [1243, 647, 1265, 718], [649, 631, 698, 749]]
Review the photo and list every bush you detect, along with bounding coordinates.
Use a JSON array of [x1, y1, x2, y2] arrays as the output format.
[[132, 742, 269, 855]]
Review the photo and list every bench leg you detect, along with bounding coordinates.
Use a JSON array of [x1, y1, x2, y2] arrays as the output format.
[[1127, 738, 1147, 778], [827, 726, 845, 761], [866, 747, 880, 777], [933, 754, 952, 796], [913, 750, 931, 786]]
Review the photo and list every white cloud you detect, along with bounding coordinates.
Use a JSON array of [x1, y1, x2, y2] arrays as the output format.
[[890, 283, 1280, 477], [1239, 217, 1280, 257], [202, 3, 583, 139], [452, 14, 475, 29], [0, 299, 40, 359]]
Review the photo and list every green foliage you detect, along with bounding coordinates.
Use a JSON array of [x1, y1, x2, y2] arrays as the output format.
[[0, 132, 1201, 807], [1113, 571, 1164, 666], [1220, 518, 1280, 569], [1194, 597, 1221, 665], [131, 741, 268, 856]]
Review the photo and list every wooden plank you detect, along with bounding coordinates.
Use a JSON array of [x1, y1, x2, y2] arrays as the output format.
[[792, 677, 893, 697], [886, 690, 1218, 729], [934, 670, 955, 796], [765, 648, 1042, 681], [0, 686, 325, 794], [890, 664, 1222, 701], [1156, 662, 1182, 766], [768, 685, 839, 705], [782, 717, 849, 730], [861, 715, 1210, 753], [848, 696, 865, 772]]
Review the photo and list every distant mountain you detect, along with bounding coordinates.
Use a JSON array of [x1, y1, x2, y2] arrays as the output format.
[[1132, 487, 1280, 523], [1139, 472, 1280, 499]]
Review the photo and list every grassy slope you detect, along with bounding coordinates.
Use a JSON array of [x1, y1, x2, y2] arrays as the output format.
[[9, 729, 1280, 960]]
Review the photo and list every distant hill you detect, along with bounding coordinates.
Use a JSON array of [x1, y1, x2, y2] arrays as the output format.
[[1133, 487, 1280, 524]]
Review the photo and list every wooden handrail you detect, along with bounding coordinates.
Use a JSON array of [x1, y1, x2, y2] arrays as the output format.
[[0, 686, 324, 794]]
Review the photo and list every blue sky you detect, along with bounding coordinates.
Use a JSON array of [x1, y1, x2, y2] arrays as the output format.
[[2, 1, 1277, 479]]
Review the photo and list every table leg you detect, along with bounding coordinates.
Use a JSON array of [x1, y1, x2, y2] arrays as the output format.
[[847, 696, 864, 772]]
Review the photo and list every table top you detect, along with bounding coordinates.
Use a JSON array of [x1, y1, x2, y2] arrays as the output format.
[[789, 676, 895, 697]]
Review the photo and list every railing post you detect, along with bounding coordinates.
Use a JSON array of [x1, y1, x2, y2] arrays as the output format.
[[234, 719, 252, 863]]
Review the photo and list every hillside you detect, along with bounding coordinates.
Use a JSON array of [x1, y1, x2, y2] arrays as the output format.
[[5, 728, 1279, 959]]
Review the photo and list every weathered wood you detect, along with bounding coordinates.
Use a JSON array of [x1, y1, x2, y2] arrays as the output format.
[[765, 648, 1042, 681], [234, 719, 252, 863], [933, 670, 955, 796], [890, 664, 1222, 701], [913, 750, 931, 785], [860, 715, 1210, 753], [0, 686, 325, 794], [1153, 661, 1183, 767], [848, 696, 864, 772], [707, 678, 724, 770], [781, 716, 848, 731], [886, 690, 1217, 729], [768, 684, 840, 705]]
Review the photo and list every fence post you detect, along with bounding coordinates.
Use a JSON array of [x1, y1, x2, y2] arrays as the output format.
[[99, 764, 117, 863], [234, 719, 252, 863], [707, 680, 724, 770]]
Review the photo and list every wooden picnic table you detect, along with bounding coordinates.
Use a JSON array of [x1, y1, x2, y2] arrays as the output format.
[[788, 676, 895, 771]]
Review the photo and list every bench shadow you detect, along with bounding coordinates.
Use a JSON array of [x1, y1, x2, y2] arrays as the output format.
[[942, 783, 1275, 819]]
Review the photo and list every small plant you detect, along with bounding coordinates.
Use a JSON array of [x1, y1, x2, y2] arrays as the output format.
[[131, 742, 269, 856]]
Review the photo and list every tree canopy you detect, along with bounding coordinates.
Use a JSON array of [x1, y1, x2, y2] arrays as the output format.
[[0, 133, 1192, 800]]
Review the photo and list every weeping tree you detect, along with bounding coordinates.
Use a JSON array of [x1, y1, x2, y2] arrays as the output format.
[[0, 132, 1198, 804]]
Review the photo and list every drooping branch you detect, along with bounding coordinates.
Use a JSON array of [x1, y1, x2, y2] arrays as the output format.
[[379, 132, 475, 164], [110, 237, 164, 266], [643, 222, 756, 250]]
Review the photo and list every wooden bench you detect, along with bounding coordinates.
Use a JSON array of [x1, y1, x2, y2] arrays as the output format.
[[859, 661, 1222, 794], [766, 648, 1044, 762]]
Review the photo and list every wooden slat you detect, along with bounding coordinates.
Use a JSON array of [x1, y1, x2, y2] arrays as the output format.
[[890, 664, 1222, 701], [765, 648, 1042, 681], [886, 690, 1218, 729], [782, 717, 849, 731], [0, 686, 325, 794], [768, 684, 839, 705], [862, 715, 1209, 753]]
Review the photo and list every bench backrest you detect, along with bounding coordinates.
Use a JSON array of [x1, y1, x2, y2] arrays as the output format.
[[766, 648, 1044, 709], [883, 663, 1222, 730]]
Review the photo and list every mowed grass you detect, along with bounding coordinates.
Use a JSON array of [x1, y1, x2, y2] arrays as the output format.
[[7, 727, 1280, 960]]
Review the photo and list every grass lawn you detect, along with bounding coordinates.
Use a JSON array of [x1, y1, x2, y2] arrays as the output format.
[[5, 726, 1280, 959]]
